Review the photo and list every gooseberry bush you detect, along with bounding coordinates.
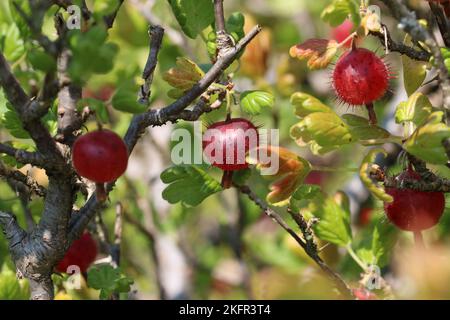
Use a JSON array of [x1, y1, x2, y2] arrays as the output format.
[[0, 0, 450, 301]]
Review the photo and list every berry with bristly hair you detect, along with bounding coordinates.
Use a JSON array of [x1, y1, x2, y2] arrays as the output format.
[[384, 167, 445, 232], [56, 233, 98, 274], [333, 47, 389, 106], [202, 118, 259, 188]]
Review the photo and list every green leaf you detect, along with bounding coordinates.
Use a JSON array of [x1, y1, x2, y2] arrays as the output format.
[[291, 112, 353, 147], [371, 220, 397, 267], [289, 184, 322, 212], [226, 12, 245, 40], [357, 220, 397, 268], [240, 91, 275, 115], [161, 165, 222, 206], [342, 114, 390, 141], [0, 23, 25, 62], [0, 265, 29, 300], [168, 0, 215, 39], [2, 103, 29, 139], [405, 112, 450, 165], [395, 92, 433, 127], [402, 55, 427, 96], [87, 265, 133, 300], [321, 0, 359, 27], [291, 92, 332, 118], [28, 48, 56, 73], [310, 197, 352, 246], [69, 26, 119, 83], [111, 83, 147, 114]]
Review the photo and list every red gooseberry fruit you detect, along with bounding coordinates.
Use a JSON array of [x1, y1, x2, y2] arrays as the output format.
[[353, 288, 377, 300], [56, 232, 98, 274], [202, 118, 259, 188], [331, 20, 355, 48], [72, 129, 128, 201], [332, 46, 390, 125], [384, 167, 445, 233]]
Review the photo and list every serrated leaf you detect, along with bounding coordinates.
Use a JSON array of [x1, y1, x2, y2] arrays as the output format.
[[289, 38, 338, 70], [161, 165, 222, 206], [404, 112, 450, 165], [168, 0, 214, 39], [321, 0, 359, 27], [371, 220, 397, 267], [289, 184, 322, 212], [248, 146, 311, 206], [162, 57, 204, 92], [2, 103, 29, 139], [0, 23, 25, 62], [240, 91, 274, 115], [291, 92, 332, 117], [87, 265, 133, 300], [310, 197, 352, 246], [395, 92, 432, 127], [359, 148, 393, 202]]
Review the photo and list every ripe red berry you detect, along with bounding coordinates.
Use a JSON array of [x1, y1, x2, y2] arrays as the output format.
[[333, 47, 389, 106], [384, 168, 445, 232], [72, 129, 128, 183], [56, 233, 98, 274], [202, 118, 259, 188], [331, 20, 354, 48], [353, 288, 377, 300]]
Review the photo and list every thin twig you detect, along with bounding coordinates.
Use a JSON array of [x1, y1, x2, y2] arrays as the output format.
[[236, 185, 354, 299]]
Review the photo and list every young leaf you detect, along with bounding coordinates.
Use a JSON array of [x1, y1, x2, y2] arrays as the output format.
[[395, 92, 433, 127], [371, 220, 398, 267], [402, 55, 427, 97], [291, 92, 332, 117], [289, 39, 338, 70], [162, 57, 204, 92], [359, 148, 393, 202], [160, 165, 222, 206], [240, 91, 275, 115], [248, 146, 311, 206], [168, 0, 214, 39], [321, 0, 359, 27], [405, 112, 450, 165]]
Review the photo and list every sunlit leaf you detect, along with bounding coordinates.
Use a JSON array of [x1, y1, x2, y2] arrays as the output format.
[[289, 39, 338, 70], [240, 91, 275, 115], [161, 165, 222, 206], [395, 92, 433, 127]]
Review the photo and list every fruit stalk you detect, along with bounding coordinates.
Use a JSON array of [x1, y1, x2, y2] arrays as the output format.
[[96, 183, 107, 202], [413, 231, 425, 248], [365, 103, 378, 125]]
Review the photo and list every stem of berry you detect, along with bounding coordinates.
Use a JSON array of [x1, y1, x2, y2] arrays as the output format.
[[95, 182, 107, 202], [365, 103, 378, 125], [413, 231, 425, 248], [221, 170, 233, 189]]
